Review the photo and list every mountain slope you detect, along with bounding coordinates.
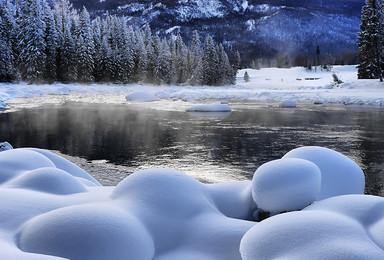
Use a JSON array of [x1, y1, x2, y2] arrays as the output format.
[[69, 0, 364, 64]]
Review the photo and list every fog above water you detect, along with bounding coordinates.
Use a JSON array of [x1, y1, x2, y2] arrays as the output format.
[[1, 101, 384, 195]]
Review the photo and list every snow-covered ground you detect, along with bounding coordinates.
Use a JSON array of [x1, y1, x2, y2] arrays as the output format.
[[1, 65, 384, 110]]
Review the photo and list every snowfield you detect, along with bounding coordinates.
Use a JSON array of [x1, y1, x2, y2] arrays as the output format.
[[1, 146, 383, 259], [1, 65, 384, 109]]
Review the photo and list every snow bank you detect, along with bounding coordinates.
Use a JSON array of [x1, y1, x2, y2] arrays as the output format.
[[3, 66, 383, 108], [125, 91, 157, 102], [0, 146, 381, 259], [186, 104, 232, 112]]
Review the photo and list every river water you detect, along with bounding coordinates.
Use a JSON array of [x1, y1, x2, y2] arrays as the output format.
[[1, 100, 384, 196]]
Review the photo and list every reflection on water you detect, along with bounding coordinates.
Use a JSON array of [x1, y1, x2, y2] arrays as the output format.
[[1, 102, 384, 195]]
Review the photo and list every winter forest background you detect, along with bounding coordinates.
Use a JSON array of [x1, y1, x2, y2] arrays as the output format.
[[0, 0, 239, 85]]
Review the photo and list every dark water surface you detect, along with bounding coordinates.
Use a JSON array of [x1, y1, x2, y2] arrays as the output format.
[[1, 102, 384, 195]]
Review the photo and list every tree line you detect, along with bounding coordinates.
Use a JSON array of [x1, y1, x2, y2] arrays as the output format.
[[0, 0, 239, 85]]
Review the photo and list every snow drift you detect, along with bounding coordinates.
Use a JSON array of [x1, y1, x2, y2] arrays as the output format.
[[0, 145, 381, 259]]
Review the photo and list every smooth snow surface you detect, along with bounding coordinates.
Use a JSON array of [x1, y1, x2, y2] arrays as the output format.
[[2, 66, 384, 110], [279, 100, 297, 108], [241, 195, 384, 260], [283, 146, 365, 200], [125, 91, 157, 102], [186, 104, 232, 112], [252, 158, 321, 212], [0, 146, 381, 259]]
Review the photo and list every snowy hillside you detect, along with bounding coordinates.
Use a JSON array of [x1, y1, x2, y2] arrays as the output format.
[[69, 0, 364, 63]]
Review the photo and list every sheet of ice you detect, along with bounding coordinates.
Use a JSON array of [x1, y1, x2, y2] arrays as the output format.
[[252, 158, 321, 213], [283, 146, 365, 200], [186, 104, 232, 112]]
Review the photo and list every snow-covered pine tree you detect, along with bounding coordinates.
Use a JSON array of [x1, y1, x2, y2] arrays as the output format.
[[154, 39, 174, 85], [358, 0, 384, 81], [16, 0, 47, 83], [77, 6, 94, 82], [42, 0, 57, 82], [232, 50, 241, 79], [132, 30, 148, 82], [202, 36, 219, 86], [143, 24, 156, 83], [53, 0, 77, 82], [186, 30, 203, 85], [173, 34, 188, 84], [217, 44, 234, 85], [61, 22, 78, 82]]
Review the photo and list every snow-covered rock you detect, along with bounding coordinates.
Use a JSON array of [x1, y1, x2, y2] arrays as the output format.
[[252, 158, 321, 213], [0, 142, 13, 151], [279, 100, 297, 108], [283, 146, 365, 200], [125, 91, 157, 102], [240, 194, 384, 259], [186, 104, 232, 112]]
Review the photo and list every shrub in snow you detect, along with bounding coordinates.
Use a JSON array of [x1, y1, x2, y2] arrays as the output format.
[[125, 91, 157, 102], [186, 104, 232, 112], [0, 141, 13, 151], [252, 158, 321, 213], [283, 146, 365, 200], [240, 194, 384, 259], [279, 100, 296, 108]]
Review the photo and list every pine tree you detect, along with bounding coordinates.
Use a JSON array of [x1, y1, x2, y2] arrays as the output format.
[[202, 36, 219, 86], [77, 7, 94, 82], [232, 50, 241, 79], [244, 71, 250, 82], [0, 0, 17, 81], [61, 22, 77, 81], [42, 0, 58, 82], [132, 30, 148, 82], [186, 30, 203, 85], [358, 0, 384, 81], [16, 0, 47, 83], [154, 39, 174, 85], [217, 44, 234, 85]]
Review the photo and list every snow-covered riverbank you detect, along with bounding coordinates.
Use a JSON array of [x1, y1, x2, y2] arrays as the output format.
[[1, 66, 384, 109]]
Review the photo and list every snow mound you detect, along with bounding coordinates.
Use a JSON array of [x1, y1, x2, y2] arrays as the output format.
[[283, 146, 365, 200], [186, 104, 232, 112], [240, 195, 384, 259], [252, 158, 321, 213], [5, 167, 87, 195], [17, 204, 155, 260], [0, 141, 13, 151], [125, 91, 157, 102], [279, 100, 297, 108], [0, 149, 100, 186]]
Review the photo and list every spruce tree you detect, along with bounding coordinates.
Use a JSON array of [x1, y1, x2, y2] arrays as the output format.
[[77, 6, 94, 82], [42, 0, 58, 82], [202, 36, 219, 86], [358, 0, 384, 81], [17, 0, 47, 83]]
